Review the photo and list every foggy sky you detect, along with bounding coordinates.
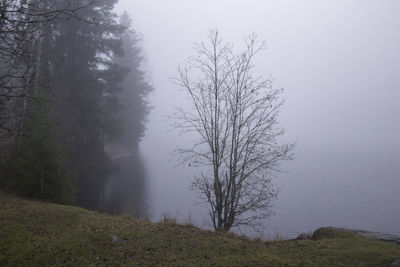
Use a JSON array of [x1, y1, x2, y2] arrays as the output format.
[[114, 1, 400, 236], [115, 0, 400, 149]]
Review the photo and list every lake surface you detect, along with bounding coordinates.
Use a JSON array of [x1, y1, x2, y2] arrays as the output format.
[[139, 145, 400, 239]]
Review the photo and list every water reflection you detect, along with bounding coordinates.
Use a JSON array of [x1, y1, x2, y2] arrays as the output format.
[[103, 152, 148, 218]]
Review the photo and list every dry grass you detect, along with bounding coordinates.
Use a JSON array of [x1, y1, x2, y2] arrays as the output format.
[[1, 193, 399, 266]]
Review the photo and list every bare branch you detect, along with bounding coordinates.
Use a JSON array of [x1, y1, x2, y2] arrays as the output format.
[[0, 0, 98, 140], [172, 29, 294, 232]]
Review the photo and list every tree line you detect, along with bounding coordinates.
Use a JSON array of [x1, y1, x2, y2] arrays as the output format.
[[0, 0, 152, 209]]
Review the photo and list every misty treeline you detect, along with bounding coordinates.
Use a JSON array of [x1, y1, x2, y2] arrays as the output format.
[[0, 0, 152, 208]]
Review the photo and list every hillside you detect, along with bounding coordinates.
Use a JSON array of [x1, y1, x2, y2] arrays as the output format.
[[1, 193, 399, 266]]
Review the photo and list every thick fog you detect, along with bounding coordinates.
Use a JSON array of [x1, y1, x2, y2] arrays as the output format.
[[115, 1, 400, 238]]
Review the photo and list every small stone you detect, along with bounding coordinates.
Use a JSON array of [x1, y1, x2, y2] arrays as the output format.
[[110, 234, 119, 242], [296, 232, 311, 240], [110, 234, 128, 243]]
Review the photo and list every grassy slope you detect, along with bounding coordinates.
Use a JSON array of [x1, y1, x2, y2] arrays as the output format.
[[0, 193, 399, 266]]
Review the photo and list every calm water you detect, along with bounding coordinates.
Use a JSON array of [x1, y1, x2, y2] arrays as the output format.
[[141, 146, 400, 239], [264, 149, 400, 239]]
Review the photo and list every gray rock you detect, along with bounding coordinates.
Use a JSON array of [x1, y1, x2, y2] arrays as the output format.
[[315, 227, 400, 244], [392, 259, 400, 267]]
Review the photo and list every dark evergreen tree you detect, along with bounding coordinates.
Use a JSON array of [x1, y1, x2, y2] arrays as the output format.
[[6, 96, 75, 204], [46, 0, 126, 208], [2, 0, 75, 204], [1, 1, 152, 212], [0, 0, 99, 140], [103, 13, 153, 216], [114, 13, 153, 150]]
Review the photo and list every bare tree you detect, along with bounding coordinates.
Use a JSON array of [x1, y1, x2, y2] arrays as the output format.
[[173, 30, 294, 232]]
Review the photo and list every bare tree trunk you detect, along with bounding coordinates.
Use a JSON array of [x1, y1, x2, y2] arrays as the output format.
[[173, 29, 294, 232], [18, 3, 44, 151]]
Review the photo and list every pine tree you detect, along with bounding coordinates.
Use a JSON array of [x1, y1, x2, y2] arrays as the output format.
[[1, 1, 150, 210], [102, 13, 153, 215], [3, 0, 76, 204], [46, 0, 126, 208], [6, 97, 75, 204], [114, 13, 153, 151]]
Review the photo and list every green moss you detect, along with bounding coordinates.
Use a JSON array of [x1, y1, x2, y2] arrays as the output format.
[[312, 227, 359, 240], [0, 193, 399, 266]]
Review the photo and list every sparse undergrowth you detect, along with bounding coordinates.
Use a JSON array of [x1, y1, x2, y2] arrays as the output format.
[[1, 192, 399, 266]]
